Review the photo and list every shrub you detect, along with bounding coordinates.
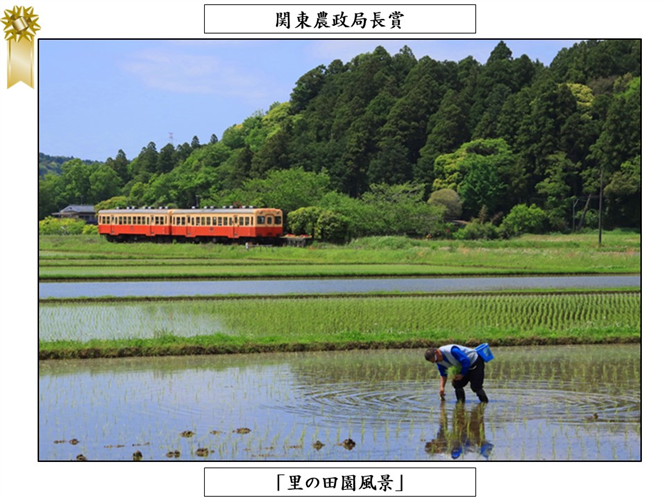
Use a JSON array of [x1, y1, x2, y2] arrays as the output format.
[[500, 204, 548, 237], [287, 206, 322, 235], [427, 188, 463, 220], [454, 221, 499, 240], [39, 217, 88, 235], [314, 210, 350, 244]]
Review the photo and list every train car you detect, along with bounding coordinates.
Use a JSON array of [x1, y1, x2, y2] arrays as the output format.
[[98, 206, 285, 244], [97, 207, 172, 242], [171, 206, 284, 243]]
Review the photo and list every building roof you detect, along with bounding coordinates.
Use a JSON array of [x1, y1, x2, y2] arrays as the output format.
[[58, 205, 96, 213]]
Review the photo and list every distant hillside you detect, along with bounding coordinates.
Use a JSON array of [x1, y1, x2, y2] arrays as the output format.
[[39, 153, 95, 178], [38, 40, 641, 233]]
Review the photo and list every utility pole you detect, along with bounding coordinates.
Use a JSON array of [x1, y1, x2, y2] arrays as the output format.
[[598, 167, 603, 246]]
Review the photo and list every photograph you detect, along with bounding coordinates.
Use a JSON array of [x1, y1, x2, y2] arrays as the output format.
[[37, 38, 641, 463]]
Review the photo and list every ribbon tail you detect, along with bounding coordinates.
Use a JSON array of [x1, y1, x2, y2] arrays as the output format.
[[7, 38, 34, 88]]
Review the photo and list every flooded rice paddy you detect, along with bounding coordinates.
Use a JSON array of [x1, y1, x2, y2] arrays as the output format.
[[38, 293, 639, 342], [39, 345, 640, 461], [38, 275, 640, 299]]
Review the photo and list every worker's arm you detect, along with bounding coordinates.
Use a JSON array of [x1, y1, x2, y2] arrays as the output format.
[[439, 375, 447, 400]]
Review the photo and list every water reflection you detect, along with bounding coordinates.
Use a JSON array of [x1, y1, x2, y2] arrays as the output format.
[[425, 403, 493, 460]]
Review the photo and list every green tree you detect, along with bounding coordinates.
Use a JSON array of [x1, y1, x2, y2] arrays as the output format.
[[499, 204, 548, 237], [535, 152, 575, 230], [89, 164, 122, 202], [105, 149, 130, 185], [290, 64, 326, 113], [427, 188, 463, 220], [287, 206, 323, 235], [416, 90, 470, 187], [314, 210, 350, 243], [95, 196, 129, 211], [434, 138, 522, 217], [360, 182, 442, 236], [157, 143, 177, 174], [131, 142, 159, 183], [220, 167, 330, 216], [59, 159, 93, 204]]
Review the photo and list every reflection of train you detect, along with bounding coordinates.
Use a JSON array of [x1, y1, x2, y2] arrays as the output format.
[[97, 206, 305, 244]]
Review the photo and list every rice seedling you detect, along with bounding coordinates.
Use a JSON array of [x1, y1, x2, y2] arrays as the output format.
[[39, 292, 640, 358]]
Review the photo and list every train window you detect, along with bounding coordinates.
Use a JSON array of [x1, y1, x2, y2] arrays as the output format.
[[143, 217, 147, 225], [275, 216, 282, 225], [249, 217, 253, 226], [234, 216, 238, 224], [206, 217, 211, 226], [257, 216, 265, 224], [267, 216, 273, 225], [239, 217, 244, 226]]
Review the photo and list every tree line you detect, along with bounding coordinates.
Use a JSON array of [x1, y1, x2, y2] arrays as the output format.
[[39, 40, 640, 240]]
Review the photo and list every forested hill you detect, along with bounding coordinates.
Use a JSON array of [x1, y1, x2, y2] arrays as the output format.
[[39, 40, 641, 235]]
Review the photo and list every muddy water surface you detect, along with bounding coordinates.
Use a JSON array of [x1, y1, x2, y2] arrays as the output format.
[[39, 345, 640, 461]]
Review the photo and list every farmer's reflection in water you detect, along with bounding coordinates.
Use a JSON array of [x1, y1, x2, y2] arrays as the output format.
[[425, 403, 494, 460]]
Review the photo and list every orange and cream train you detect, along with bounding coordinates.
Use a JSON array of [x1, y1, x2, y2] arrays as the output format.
[[97, 206, 287, 244]]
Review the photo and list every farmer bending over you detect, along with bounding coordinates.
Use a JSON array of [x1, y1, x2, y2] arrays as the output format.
[[425, 345, 489, 403]]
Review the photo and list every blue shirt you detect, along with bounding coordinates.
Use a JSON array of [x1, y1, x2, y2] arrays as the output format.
[[435, 344, 478, 377]]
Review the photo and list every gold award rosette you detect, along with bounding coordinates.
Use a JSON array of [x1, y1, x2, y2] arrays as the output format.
[[2, 5, 40, 88]]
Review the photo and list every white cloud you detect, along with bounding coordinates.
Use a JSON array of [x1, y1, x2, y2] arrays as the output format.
[[120, 48, 270, 100]]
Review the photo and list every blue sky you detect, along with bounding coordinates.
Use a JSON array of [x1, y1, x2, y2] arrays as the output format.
[[38, 39, 580, 162]]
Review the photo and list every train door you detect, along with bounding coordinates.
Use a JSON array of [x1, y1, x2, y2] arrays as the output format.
[[186, 215, 193, 238], [233, 214, 239, 239]]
